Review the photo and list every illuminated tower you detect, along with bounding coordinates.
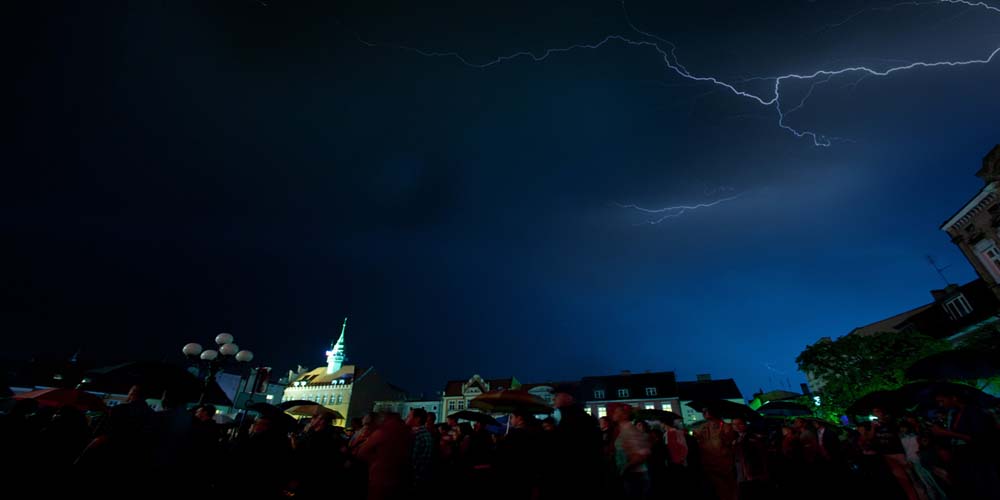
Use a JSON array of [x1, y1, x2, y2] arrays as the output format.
[[325, 317, 348, 374]]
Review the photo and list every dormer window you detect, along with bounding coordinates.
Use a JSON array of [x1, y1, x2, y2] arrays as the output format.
[[645, 387, 657, 396], [617, 388, 630, 398], [944, 294, 973, 320], [594, 390, 605, 399]]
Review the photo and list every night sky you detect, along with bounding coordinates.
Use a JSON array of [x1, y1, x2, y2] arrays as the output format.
[[5, 0, 999, 398]]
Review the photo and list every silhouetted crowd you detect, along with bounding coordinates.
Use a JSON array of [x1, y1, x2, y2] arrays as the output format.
[[2, 384, 998, 500]]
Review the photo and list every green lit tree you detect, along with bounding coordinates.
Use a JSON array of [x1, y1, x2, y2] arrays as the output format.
[[796, 331, 949, 418]]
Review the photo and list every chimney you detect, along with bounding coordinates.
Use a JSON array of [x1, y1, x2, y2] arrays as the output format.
[[800, 383, 811, 396], [696, 374, 712, 382], [930, 284, 960, 302]]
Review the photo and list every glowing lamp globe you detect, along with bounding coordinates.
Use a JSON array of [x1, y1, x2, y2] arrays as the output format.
[[215, 333, 234, 345], [235, 350, 254, 363], [182, 343, 203, 357], [200, 349, 219, 361], [219, 342, 239, 356]]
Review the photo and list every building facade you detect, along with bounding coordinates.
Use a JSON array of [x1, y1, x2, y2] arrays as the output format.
[[282, 319, 407, 422], [441, 374, 519, 416], [941, 144, 1000, 302], [579, 370, 681, 421]]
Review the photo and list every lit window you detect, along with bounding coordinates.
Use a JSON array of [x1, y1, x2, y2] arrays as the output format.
[[661, 403, 673, 412], [266, 395, 274, 400], [644, 403, 655, 410], [617, 389, 630, 398], [944, 294, 973, 320], [597, 406, 607, 419], [645, 387, 657, 396], [594, 390, 605, 399]]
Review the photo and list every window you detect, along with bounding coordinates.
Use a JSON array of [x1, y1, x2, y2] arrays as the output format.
[[617, 388, 630, 398], [661, 402, 673, 412], [978, 244, 1000, 280], [945, 294, 973, 320], [320, 395, 327, 404], [594, 390, 605, 399], [457, 400, 465, 410], [448, 400, 456, 411], [597, 406, 607, 419], [645, 387, 657, 396], [336, 394, 343, 404], [644, 403, 655, 410]]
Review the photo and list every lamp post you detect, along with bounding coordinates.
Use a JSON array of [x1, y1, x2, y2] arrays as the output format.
[[182, 333, 254, 405]]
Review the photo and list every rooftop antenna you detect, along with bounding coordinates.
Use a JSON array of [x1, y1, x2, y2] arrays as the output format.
[[926, 255, 952, 286]]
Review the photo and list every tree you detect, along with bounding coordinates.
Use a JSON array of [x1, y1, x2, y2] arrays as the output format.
[[796, 331, 949, 417]]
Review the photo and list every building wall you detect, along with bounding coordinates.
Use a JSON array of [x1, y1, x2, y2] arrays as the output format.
[[372, 399, 441, 419], [349, 369, 407, 421], [583, 398, 681, 421], [282, 382, 353, 422], [944, 145, 1000, 301]]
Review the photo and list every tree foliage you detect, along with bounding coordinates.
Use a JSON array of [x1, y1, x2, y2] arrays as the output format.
[[796, 331, 949, 417]]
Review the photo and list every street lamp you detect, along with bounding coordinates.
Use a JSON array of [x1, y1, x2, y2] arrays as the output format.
[[182, 333, 254, 404]]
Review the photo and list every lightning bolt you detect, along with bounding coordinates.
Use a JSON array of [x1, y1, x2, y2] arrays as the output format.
[[825, 0, 1000, 31], [357, 0, 1000, 148], [615, 194, 742, 225]]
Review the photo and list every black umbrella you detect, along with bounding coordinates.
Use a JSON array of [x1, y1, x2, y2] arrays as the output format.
[[278, 399, 315, 410], [86, 361, 231, 406], [448, 410, 500, 426], [897, 381, 999, 410], [634, 409, 682, 423], [758, 401, 812, 417], [247, 402, 296, 431], [905, 349, 1000, 381], [685, 399, 759, 421], [845, 389, 909, 416]]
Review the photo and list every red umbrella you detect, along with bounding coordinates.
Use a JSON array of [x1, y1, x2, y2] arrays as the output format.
[[15, 388, 107, 412]]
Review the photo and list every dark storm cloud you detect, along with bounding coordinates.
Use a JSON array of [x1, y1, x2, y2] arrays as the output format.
[[4, 0, 998, 396]]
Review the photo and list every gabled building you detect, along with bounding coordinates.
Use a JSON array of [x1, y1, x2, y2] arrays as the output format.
[[941, 144, 1000, 303], [677, 375, 744, 424], [441, 374, 519, 416], [580, 370, 680, 420], [282, 319, 406, 422]]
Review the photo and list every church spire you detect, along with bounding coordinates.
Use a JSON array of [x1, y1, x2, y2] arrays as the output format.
[[326, 317, 347, 374]]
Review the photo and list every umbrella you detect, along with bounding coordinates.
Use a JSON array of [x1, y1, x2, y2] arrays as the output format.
[[685, 399, 759, 421], [86, 361, 231, 406], [757, 390, 802, 402], [283, 403, 345, 419], [15, 388, 107, 412], [634, 409, 682, 423], [470, 389, 553, 414], [758, 401, 812, 417], [448, 410, 500, 426], [279, 399, 315, 410], [845, 389, 909, 416], [247, 402, 296, 430], [897, 381, 999, 410], [905, 349, 1000, 381]]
